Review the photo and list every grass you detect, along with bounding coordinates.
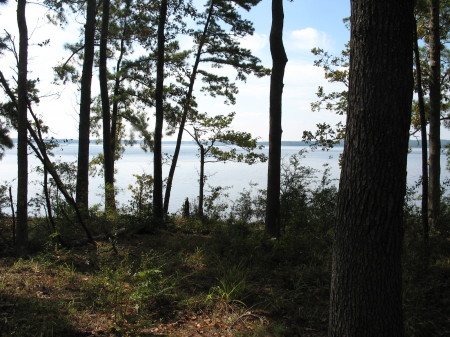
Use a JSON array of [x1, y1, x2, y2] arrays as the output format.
[[0, 209, 449, 336], [0, 219, 333, 337]]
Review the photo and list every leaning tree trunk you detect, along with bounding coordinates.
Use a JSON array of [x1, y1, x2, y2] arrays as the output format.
[[329, 0, 414, 336], [99, 0, 116, 212], [163, 0, 214, 214], [153, 0, 168, 226], [0, 71, 93, 243], [16, 0, 28, 254], [428, 0, 441, 229], [265, 0, 287, 239], [76, 0, 96, 215]]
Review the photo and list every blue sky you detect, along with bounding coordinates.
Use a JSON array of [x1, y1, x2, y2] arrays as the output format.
[[1, 0, 448, 140]]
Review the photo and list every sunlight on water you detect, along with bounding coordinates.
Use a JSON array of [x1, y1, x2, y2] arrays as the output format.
[[1, 142, 448, 214]]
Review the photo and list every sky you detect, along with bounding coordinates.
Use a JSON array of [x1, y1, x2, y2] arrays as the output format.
[[1, 0, 447, 141]]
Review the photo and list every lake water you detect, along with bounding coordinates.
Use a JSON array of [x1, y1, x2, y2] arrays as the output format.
[[1, 142, 449, 214]]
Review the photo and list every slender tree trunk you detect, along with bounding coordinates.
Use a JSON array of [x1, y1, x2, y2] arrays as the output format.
[[99, 0, 116, 212], [413, 19, 429, 244], [109, 0, 130, 199], [0, 71, 93, 242], [43, 167, 65, 246], [428, 0, 441, 229], [76, 0, 96, 214], [9, 187, 15, 245], [16, 0, 28, 254], [163, 0, 214, 214], [198, 145, 205, 218], [111, 18, 128, 160], [329, 1, 414, 336], [110, 0, 130, 160], [153, 0, 168, 226], [265, 0, 287, 239]]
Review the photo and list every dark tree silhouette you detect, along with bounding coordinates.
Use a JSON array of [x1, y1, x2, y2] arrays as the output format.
[[428, 0, 441, 229], [16, 0, 28, 254], [76, 0, 97, 214], [153, 0, 168, 225], [329, 0, 414, 336], [265, 0, 287, 239], [99, 0, 116, 212]]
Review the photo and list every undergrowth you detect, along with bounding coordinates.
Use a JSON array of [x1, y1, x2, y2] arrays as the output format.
[[0, 157, 449, 336]]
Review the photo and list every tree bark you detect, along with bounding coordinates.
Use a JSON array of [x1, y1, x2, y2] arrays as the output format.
[[153, 0, 168, 226], [265, 0, 287, 239], [329, 1, 414, 336], [16, 0, 28, 254], [428, 0, 441, 229], [99, 0, 116, 212], [163, 0, 214, 214], [76, 0, 97, 214], [413, 18, 429, 244]]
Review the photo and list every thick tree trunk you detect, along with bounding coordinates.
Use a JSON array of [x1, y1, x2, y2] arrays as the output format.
[[329, 1, 414, 336], [428, 0, 441, 229], [76, 0, 96, 214], [16, 0, 28, 254], [163, 1, 214, 214], [99, 0, 116, 212], [265, 0, 287, 239], [153, 0, 168, 225], [413, 19, 429, 244]]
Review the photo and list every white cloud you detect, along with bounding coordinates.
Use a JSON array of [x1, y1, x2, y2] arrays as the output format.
[[288, 28, 331, 51], [238, 33, 268, 53]]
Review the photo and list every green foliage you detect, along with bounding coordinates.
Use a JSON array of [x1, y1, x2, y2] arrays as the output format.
[[401, 180, 450, 336], [207, 262, 249, 305], [0, 181, 10, 217], [126, 172, 153, 220], [1, 178, 449, 336], [188, 111, 267, 165], [302, 45, 348, 150], [201, 185, 228, 220], [231, 182, 266, 223], [0, 120, 13, 159]]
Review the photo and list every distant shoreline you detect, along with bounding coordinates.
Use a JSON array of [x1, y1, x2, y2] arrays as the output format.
[[10, 139, 450, 148]]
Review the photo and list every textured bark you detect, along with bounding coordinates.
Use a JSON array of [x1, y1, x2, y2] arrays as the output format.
[[329, 1, 414, 336], [16, 0, 28, 254], [428, 0, 441, 229], [265, 0, 287, 238], [413, 19, 429, 243], [76, 0, 96, 213], [153, 0, 168, 225], [99, 0, 116, 212], [163, 0, 214, 214]]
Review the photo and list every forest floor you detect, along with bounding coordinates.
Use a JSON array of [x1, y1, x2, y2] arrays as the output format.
[[0, 225, 329, 337]]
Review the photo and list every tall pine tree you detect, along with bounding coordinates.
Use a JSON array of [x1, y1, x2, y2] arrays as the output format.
[[329, 0, 414, 335]]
